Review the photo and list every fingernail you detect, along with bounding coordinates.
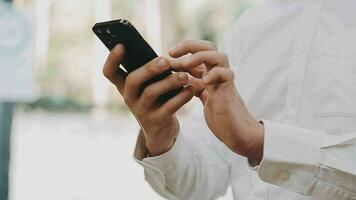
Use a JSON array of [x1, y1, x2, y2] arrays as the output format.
[[157, 58, 167, 67], [113, 44, 124, 54], [178, 73, 188, 80]]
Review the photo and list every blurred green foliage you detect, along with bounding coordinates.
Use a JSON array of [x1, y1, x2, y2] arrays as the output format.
[[24, 97, 92, 112], [29, 0, 258, 112]]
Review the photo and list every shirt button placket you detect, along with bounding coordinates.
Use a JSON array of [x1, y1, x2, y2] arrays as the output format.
[[285, 1, 322, 124]]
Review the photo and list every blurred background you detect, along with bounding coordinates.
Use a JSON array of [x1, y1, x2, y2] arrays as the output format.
[[0, 0, 262, 199]]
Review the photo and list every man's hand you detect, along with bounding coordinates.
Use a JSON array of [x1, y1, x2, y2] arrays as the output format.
[[103, 44, 195, 156], [169, 40, 264, 161]]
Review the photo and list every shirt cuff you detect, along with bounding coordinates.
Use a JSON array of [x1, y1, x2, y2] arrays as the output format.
[[251, 120, 323, 195], [134, 132, 192, 191], [142, 132, 191, 173]]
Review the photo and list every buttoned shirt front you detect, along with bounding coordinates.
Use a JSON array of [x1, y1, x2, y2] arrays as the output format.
[[135, 0, 356, 199]]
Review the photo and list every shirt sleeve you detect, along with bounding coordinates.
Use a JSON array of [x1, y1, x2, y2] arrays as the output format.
[[251, 120, 356, 199], [134, 103, 234, 200]]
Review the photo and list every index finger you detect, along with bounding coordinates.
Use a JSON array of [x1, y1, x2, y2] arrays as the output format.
[[103, 44, 127, 94], [169, 40, 217, 58], [169, 57, 206, 78]]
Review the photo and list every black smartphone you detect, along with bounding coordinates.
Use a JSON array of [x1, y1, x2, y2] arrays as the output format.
[[92, 19, 182, 103]]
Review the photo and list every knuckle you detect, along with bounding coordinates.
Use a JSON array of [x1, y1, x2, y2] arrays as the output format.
[[102, 66, 110, 79], [143, 87, 156, 100], [163, 102, 175, 113], [147, 62, 159, 74], [182, 40, 192, 46], [182, 58, 191, 68], [160, 57, 169, 65], [206, 41, 217, 50], [220, 53, 229, 61], [123, 95, 133, 106], [227, 69, 235, 79], [211, 67, 221, 74], [102, 65, 111, 79], [175, 73, 187, 83], [126, 75, 139, 91], [152, 56, 162, 63], [215, 53, 229, 67], [125, 74, 135, 86], [194, 51, 203, 58]]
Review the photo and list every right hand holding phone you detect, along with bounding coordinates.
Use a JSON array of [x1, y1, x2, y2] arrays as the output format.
[[103, 44, 196, 156]]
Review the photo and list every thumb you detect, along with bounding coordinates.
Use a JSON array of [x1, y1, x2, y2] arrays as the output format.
[[198, 90, 208, 105]]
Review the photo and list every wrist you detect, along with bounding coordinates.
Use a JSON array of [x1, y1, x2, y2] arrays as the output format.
[[245, 121, 264, 162], [143, 118, 179, 157], [146, 138, 176, 157]]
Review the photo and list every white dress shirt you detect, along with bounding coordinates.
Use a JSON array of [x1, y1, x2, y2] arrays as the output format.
[[134, 0, 356, 199]]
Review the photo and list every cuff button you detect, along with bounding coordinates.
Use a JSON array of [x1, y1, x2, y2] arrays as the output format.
[[278, 171, 290, 182]]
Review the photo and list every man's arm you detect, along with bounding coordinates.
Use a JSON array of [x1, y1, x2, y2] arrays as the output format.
[[129, 25, 248, 199], [169, 40, 356, 199], [134, 104, 234, 200], [251, 120, 356, 199], [102, 44, 232, 199]]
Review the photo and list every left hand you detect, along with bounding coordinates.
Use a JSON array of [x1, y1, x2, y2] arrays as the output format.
[[169, 40, 264, 161]]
